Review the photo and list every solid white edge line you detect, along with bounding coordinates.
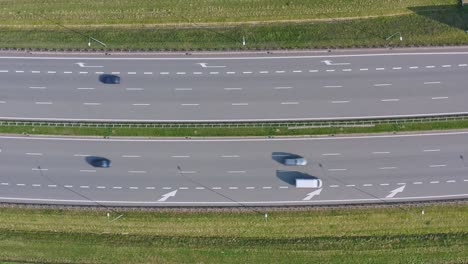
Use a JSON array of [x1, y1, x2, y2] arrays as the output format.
[[0, 52, 467, 61], [2, 111, 468, 123], [0, 193, 467, 204], [1, 130, 468, 142]]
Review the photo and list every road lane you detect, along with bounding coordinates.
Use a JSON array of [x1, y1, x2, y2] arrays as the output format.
[[0, 51, 467, 121], [0, 132, 467, 206]]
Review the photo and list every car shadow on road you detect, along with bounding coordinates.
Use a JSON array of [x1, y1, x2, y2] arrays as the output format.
[[276, 170, 318, 186], [271, 152, 303, 165]]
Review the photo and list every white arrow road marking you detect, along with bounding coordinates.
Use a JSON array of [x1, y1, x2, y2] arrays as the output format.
[[75, 62, 103, 68], [158, 190, 178, 202], [197, 62, 226, 68], [321, 60, 350, 66], [302, 188, 323, 201], [386, 185, 406, 198]]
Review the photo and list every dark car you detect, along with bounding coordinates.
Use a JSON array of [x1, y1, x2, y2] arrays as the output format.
[[88, 157, 111, 168], [99, 74, 120, 84]]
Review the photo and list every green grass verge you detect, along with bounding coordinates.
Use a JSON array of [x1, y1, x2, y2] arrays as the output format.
[[0, 6, 466, 50], [0, 0, 456, 25], [0, 204, 466, 263], [4, 120, 468, 137]]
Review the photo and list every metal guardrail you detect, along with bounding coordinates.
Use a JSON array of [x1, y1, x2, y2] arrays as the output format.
[[0, 114, 467, 129]]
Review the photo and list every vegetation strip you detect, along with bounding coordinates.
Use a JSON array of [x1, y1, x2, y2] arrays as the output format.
[[2, 119, 468, 137], [0, 0, 458, 25], [0, 2, 466, 50], [0, 204, 466, 263]]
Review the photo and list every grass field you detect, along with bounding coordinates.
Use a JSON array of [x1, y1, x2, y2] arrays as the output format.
[[2, 119, 468, 137], [0, 0, 457, 26], [0, 1, 466, 50], [0, 204, 466, 263]]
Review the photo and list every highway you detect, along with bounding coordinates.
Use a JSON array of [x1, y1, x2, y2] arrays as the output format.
[[0, 50, 467, 121], [0, 131, 467, 206]]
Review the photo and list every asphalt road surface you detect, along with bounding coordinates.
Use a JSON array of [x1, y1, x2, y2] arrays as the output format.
[[0, 49, 467, 121], [0, 131, 467, 206]]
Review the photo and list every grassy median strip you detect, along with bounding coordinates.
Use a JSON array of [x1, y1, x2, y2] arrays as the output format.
[[2, 120, 468, 137], [0, 1, 466, 50], [0, 204, 466, 263]]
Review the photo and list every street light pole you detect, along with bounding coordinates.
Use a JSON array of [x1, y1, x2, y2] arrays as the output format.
[[88, 37, 107, 47], [386, 32, 403, 41]]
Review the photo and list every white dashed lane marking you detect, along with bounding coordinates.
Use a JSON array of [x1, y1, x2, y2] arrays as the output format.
[[179, 171, 197, 174], [328, 168, 347, 171], [175, 87, 193, 91], [80, 170, 96, 173], [32, 168, 48, 171], [274, 87, 293, 90], [331, 101, 350, 104], [126, 88, 144, 91], [423, 149, 440, 152], [431, 97, 448, 100], [429, 164, 447, 168], [223, 88, 242, 91], [26, 153, 43, 156], [379, 167, 397, 170]]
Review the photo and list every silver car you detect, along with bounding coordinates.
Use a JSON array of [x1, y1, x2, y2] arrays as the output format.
[[284, 157, 307, 166]]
